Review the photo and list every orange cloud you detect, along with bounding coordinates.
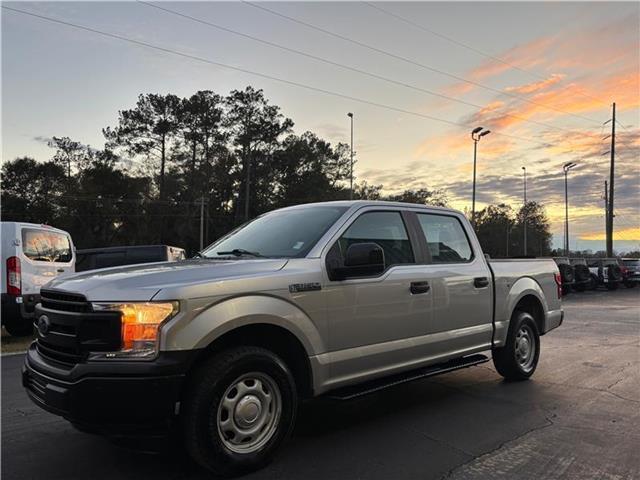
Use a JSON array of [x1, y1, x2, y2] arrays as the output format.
[[581, 227, 640, 241], [463, 68, 639, 133], [505, 74, 565, 95], [469, 36, 557, 81]]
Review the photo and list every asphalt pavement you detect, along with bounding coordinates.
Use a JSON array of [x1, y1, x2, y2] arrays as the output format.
[[2, 288, 639, 479]]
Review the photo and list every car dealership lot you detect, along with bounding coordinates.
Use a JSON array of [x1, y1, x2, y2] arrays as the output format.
[[2, 288, 639, 480]]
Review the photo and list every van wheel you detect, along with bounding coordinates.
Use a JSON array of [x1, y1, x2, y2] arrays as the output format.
[[182, 346, 297, 477], [492, 310, 540, 381], [3, 317, 33, 337]]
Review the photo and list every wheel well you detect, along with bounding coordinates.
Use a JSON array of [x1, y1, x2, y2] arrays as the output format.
[[191, 324, 314, 398], [514, 295, 545, 334]]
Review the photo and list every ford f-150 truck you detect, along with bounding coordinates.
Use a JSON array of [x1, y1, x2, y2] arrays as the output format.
[[23, 201, 563, 476]]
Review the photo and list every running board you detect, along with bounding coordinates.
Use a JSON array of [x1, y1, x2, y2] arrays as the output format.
[[326, 354, 490, 400]]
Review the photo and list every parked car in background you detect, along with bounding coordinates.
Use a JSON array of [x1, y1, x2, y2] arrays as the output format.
[[619, 258, 639, 288], [23, 201, 563, 476], [553, 257, 575, 294], [75, 245, 186, 272], [569, 258, 592, 292], [587, 258, 623, 290], [1, 222, 75, 336]]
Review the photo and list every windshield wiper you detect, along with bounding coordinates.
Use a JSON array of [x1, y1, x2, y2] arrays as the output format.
[[216, 248, 264, 258]]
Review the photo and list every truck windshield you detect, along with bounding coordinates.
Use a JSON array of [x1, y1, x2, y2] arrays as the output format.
[[202, 206, 348, 259]]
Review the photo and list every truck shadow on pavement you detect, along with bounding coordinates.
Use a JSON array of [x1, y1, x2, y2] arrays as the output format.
[[91, 369, 549, 480]]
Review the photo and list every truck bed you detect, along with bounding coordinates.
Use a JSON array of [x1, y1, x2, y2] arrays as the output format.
[[488, 258, 561, 346]]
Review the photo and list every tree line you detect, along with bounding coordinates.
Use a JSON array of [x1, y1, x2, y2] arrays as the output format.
[[2, 86, 553, 256]]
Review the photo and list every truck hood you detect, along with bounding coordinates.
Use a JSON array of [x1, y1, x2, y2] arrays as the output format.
[[44, 259, 289, 301]]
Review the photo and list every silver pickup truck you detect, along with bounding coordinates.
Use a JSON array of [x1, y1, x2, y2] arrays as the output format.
[[23, 201, 563, 476]]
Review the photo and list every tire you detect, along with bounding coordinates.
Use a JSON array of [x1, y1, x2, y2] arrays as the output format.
[[492, 310, 540, 381], [624, 281, 636, 289], [3, 316, 34, 337], [182, 346, 298, 477], [606, 282, 619, 291]]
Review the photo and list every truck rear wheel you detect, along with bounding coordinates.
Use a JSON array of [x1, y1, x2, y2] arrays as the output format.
[[492, 310, 540, 381], [182, 346, 297, 477]]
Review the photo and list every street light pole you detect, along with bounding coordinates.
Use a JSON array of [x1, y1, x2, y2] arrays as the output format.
[[523, 167, 527, 254], [348, 112, 354, 200], [563, 162, 577, 256], [470, 127, 490, 226]]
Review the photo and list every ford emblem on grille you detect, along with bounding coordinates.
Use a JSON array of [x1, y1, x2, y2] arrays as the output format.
[[37, 315, 50, 336]]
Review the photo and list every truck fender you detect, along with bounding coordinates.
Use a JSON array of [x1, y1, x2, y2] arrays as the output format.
[[162, 294, 324, 356], [494, 277, 549, 347]]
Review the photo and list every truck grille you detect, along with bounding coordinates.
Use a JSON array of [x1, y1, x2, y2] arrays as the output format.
[[40, 290, 90, 313], [35, 290, 122, 367]]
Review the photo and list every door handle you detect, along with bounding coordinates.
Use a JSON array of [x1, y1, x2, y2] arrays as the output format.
[[57, 269, 65, 273], [474, 277, 490, 288], [410, 281, 430, 294]]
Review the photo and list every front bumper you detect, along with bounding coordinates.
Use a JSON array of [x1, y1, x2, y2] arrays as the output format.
[[22, 343, 196, 432]]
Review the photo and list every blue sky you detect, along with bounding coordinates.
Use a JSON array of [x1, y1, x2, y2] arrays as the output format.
[[2, 1, 639, 252]]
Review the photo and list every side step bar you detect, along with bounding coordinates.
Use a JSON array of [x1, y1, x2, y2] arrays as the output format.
[[326, 354, 490, 400]]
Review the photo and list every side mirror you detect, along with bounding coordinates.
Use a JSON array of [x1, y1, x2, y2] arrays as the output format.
[[331, 242, 385, 280]]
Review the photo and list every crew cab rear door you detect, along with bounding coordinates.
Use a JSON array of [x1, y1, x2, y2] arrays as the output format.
[[411, 211, 493, 354]]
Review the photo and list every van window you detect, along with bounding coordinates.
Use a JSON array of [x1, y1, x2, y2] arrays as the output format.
[[21, 229, 72, 263], [416, 214, 473, 263], [338, 211, 414, 268]]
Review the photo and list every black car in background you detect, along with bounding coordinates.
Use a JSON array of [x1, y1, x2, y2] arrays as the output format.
[[569, 258, 593, 291], [619, 258, 640, 288], [587, 258, 624, 290], [75, 245, 186, 272]]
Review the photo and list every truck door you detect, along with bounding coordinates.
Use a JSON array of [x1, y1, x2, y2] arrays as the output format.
[[323, 209, 433, 380], [413, 212, 493, 355]]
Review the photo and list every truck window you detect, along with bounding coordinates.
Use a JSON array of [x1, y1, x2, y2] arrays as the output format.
[[204, 206, 348, 259], [416, 214, 472, 263], [21, 229, 72, 263], [338, 211, 414, 268]]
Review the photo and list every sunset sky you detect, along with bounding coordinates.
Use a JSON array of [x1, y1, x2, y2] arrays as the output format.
[[2, 1, 639, 252]]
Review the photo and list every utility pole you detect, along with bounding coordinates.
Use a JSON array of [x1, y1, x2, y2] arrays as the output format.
[[244, 153, 251, 221], [604, 180, 609, 245], [348, 113, 354, 200], [606, 102, 616, 257], [522, 166, 527, 256], [563, 162, 577, 256], [200, 196, 205, 251]]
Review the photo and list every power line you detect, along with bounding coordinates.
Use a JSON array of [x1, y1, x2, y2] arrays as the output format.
[[139, 1, 587, 137], [362, 1, 611, 108], [1, 5, 552, 148], [242, 1, 605, 127]]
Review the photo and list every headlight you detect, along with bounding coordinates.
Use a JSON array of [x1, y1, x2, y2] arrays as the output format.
[[89, 301, 179, 360]]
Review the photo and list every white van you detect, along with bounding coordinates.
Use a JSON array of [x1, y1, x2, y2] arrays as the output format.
[[1, 222, 75, 336]]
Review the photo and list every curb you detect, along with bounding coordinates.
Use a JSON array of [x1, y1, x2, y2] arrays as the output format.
[[1, 351, 27, 357]]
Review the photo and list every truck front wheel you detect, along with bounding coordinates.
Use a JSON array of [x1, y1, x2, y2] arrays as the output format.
[[492, 310, 540, 381], [182, 346, 298, 477]]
